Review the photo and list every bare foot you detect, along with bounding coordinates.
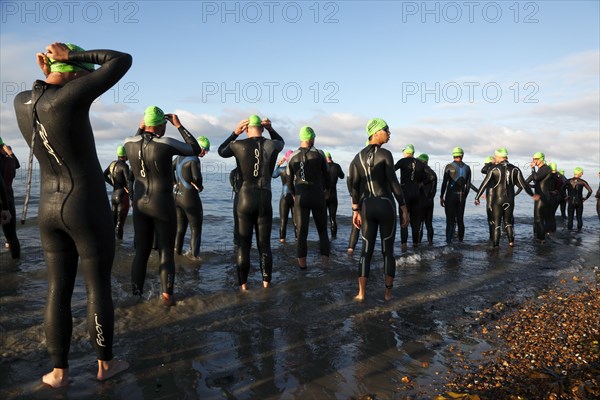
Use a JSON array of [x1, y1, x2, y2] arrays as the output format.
[[42, 368, 68, 388], [321, 255, 329, 268], [401, 243, 408, 251], [298, 257, 307, 270], [97, 359, 129, 382], [508, 242, 514, 247], [240, 283, 248, 291], [354, 293, 364, 301], [161, 293, 175, 307], [384, 287, 392, 301], [262, 281, 270, 288], [347, 248, 353, 254], [279, 238, 285, 243]]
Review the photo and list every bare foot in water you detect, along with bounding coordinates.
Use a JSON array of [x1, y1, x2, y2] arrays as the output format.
[[354, 293, 365, 301], [279, 238, 285, 243], [347, 248, 353, 254], [262, 281, 270, 288], [161, 293, 175, 307], [355, 277, 366, 301], [97, 359, 129, 382], [42, 368, 68, 388], [384, 287, 392, 301], [240, 283, 248, 291]]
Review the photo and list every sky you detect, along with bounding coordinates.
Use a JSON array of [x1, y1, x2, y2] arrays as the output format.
[[1, 0, 599, 180]]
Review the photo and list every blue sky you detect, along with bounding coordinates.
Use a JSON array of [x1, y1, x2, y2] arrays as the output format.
[[1, 0, 599, 179]]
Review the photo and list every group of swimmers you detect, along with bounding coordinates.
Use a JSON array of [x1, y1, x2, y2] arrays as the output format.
[[4, 42, 599, 388]]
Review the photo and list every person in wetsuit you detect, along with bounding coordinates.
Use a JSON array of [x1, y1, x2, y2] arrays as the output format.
[[13, 42, 130, 387], [416, 153, 437, 245], [173, 136, 210, 259], [349, 118, 408, 301], [324, 151, 345, 239], [529, 152, 553, 242], [272, 150, 295, 243], [559, 167, 593, 231], [125, 107, 200, 306], [474, 148, 539, 247], [218, 115, 284, 290], [286, 127, 330, 269], [480, 156, 495, 241], [558, 169, 567, 218], [0, 138, 20, 258], [229, 167, 242, 246], [596, 172, 600, 220], [440, 147, 476, 244], [394, 144, 436, 248], [103, 146, 133, 240]]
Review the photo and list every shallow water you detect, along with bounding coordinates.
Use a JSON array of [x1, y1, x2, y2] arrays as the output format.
[[1, 173, 599, 399]]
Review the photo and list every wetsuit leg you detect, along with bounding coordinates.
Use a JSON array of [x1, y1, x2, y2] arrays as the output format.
[[42, 229, 79, 368], [327, 196, 339, 238], [456, 194, 467, 241], [491, 203, 503, 247], [379, 199, 397, 278], [566, 202, 575, 230], [116, 192, 129, 240], [255, 191, 273, 282], [294, 199, 311, 258], [533, 199, 547, 240], [154, 211, 177, 295], [424, 202, 434, 244], [444, 193, 458, 243], [503, 202, 515, 244], [486, 202, 494, 240], [575, 204, 583, 230], [279, 194, 288, 240], [409, 195, 422, 245], [358, 202, 378, 278], [236, 189, 256, 286], [312, 200, 330, 257], [560, 199, 567, 218], [1, 197, 19, 258], [111, 195, 119, 233], [233, 192, 240, 246], [174, 204, 187, 255], [131, 208, 155, 295], [187, 197, 203, 258]]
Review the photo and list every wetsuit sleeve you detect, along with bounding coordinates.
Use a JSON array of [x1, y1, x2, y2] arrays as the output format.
[[285, 162, 295, 196], [386, 151, 405, 206], [321, 152, 330, 192], [191, 159, 203, 190], [266, 128, 285, 152], [582, 180, 593, 200], [515, 168, 535, 196], [177, 125, 200, 155], [64, 49, 132, 103], [349, 160, 361, 205], [531, 165, 550, 181], [103, 164, 114, 186], [218, 133, 238, 158], [475, 169, 494, 200], [422, 164, 436, 188], [13, 155, 20, 170], [119, 163, 130, 192], [440, 166, 450, 198], [337, 164, 345, 179]]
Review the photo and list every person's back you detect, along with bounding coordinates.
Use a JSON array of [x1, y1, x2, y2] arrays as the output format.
[[440, 148, 473, 243], [0, 139, 20, 257], [324, 152, 344, 238]]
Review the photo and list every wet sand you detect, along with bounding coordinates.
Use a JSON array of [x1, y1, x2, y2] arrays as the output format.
[[1, 214, 599, 399]]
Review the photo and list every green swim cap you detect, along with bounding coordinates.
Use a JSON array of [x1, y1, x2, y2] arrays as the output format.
[[197, 136, 210, 151], [366, 118, 388, 137], [403, 144, 415, 154], [452, 147, 464, 157], [117, 145, 126, 157], [495, 147, 508, 158], [484, 156, 494, 164], [0, 137, 4, 146], [549, 162, 557, 172], [325, 151, 331, 158], [49, 43, 95, 73], [248, 115, 262, 127], [533, 152, 545, 161], [559, 169, 565, 175], [299, 126, 316, 141], [574, 167, 583, 175], [417, 153, 429, 162], [144, 106, 166, 127]]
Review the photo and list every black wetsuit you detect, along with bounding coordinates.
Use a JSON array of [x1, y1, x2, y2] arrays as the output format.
[[325, 161, 345, 238], [0, 151, 20, 257], [14, 49, 132, 368], [218, 130, 284, 286], [419, 167, 437, 245], [394, 157, 436, 245], [560, 178, 593, 230], [596, 184, 600, 220], [440, 161, 475, 243], [475, 161, 534, 246], [272, 165, 295, 241], [479, 163, 495, 240], [0, 175, 9, 216], [529, 164, 553, 240], [173, 155, 203, 258], [125, 126, 200, 296], [349, 145, 406, 278], [286, 146, 330, 260], [103, 158, 132, 240]]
